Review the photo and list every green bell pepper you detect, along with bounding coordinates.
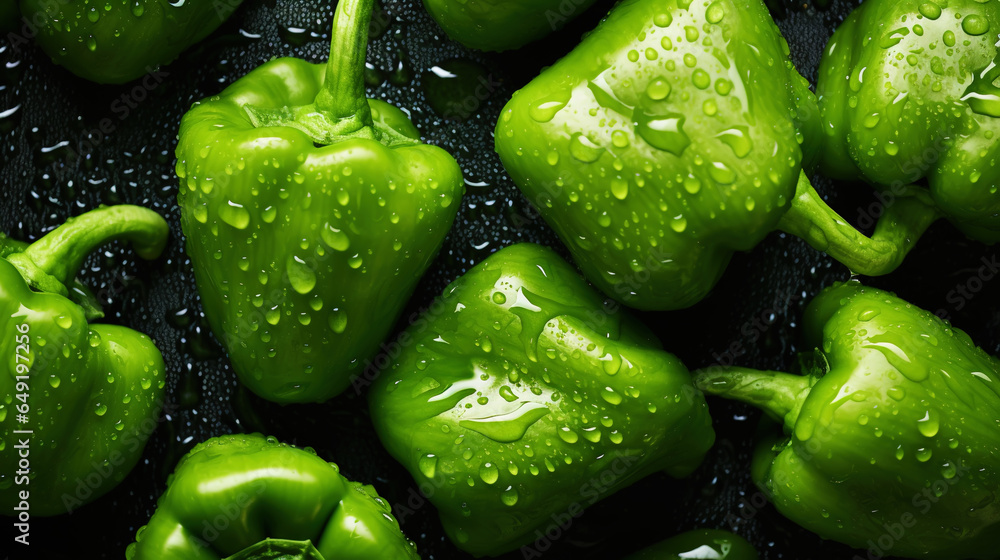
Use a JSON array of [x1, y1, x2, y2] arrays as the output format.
[[423, 0, 600, 52], [0, 205, 169, 516], [369, 243, 714, 557], [496, 0, 939, 311], [19, 0, 243, 84], [176, 0, 464, 403], [817, 0, 1000, 243], [127, 433, 420, 559], [625, 529, 758, 560], [694, 282, 1000, 559]]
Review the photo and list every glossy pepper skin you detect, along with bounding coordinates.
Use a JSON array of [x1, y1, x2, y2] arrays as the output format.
[[818, 0, 1000, 243], [694, 282, 1000, 559], [19, 0, 242, 84], [370, 243, 714, 557], [625, 529, 758, 560], [177, 0, 464, 403], [0, 206, 169, 516], [127, 433, 420, 559], [496, 0, 939, 311], [423, 0, 599, 52]]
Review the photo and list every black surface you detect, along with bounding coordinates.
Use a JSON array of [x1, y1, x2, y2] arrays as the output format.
[[2, 0, 999, 558]]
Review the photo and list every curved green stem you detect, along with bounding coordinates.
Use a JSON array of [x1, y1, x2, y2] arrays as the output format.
[[8, 205, 168, 295], [693, 366, 813, 432], [777, 171, 941, 276], [315, 0, 374, 128], [245, 0, 378, 144]]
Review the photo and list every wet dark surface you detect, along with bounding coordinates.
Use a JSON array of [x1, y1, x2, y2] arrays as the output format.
[[2, 0, 998, 558]]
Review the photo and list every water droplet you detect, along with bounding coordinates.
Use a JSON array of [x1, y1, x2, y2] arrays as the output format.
[[558, 426, 579, 444], [95, 403, 107, 416], [261, 306, 282, 327], [941, 462, 957, 479], [670, 215, 688, 232], [879, 27, 910, 49], [709, 162, 736, 185], [887, 386, 905, 401], [706, 1, 725, 23], [529, 99, 567, 123], [48, 376, 61, 388], [499, 385, 518, 402], [716, 126, 752, 158], [918, 3, 941, 19], [692, 69, 711, 89], [601, 386, 623, 405], [683, 175, 702, 194], [634, 111, 690, 156], [286, 255, 317, 294], [569, 133, 604, 162], [219, 201, 250, 229], [479, 462, 499, 484], [646, 78, 672, 101], [501, 485, 519, 506], [321, 223, 350, 251], [459, 402, 549, 442], [492, 292, 507, 304], [916, 448, 933, 462], [418, 454, 438, 478], [653, 12, 672, 27], [918, 410, 940, 437], [611, 178, 629, 200], [962, 15, 990, 36]]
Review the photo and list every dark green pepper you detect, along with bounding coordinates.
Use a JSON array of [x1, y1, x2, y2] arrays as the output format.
[[818, 0, 1000, 243], [625, 529, 758, 560], [19, 0, 243, 84], [0, 205, 169, 516], [496, 0, 938, 311], [369, 243, 714, 557], [176, 0, 464, 403], [423, 0, 600, 52], [127, 433, 420, 559], [694, 282, 1000, 559]]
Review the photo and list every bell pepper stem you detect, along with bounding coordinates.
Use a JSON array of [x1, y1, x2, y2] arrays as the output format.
[[315, 0, 374, 127], [15, 205, 168, 290], [777, 171, 940, 276], [693, 366, 812, 432]]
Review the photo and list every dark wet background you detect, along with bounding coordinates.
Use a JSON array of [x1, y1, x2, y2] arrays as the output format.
[[2, 0, 998, 558]]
